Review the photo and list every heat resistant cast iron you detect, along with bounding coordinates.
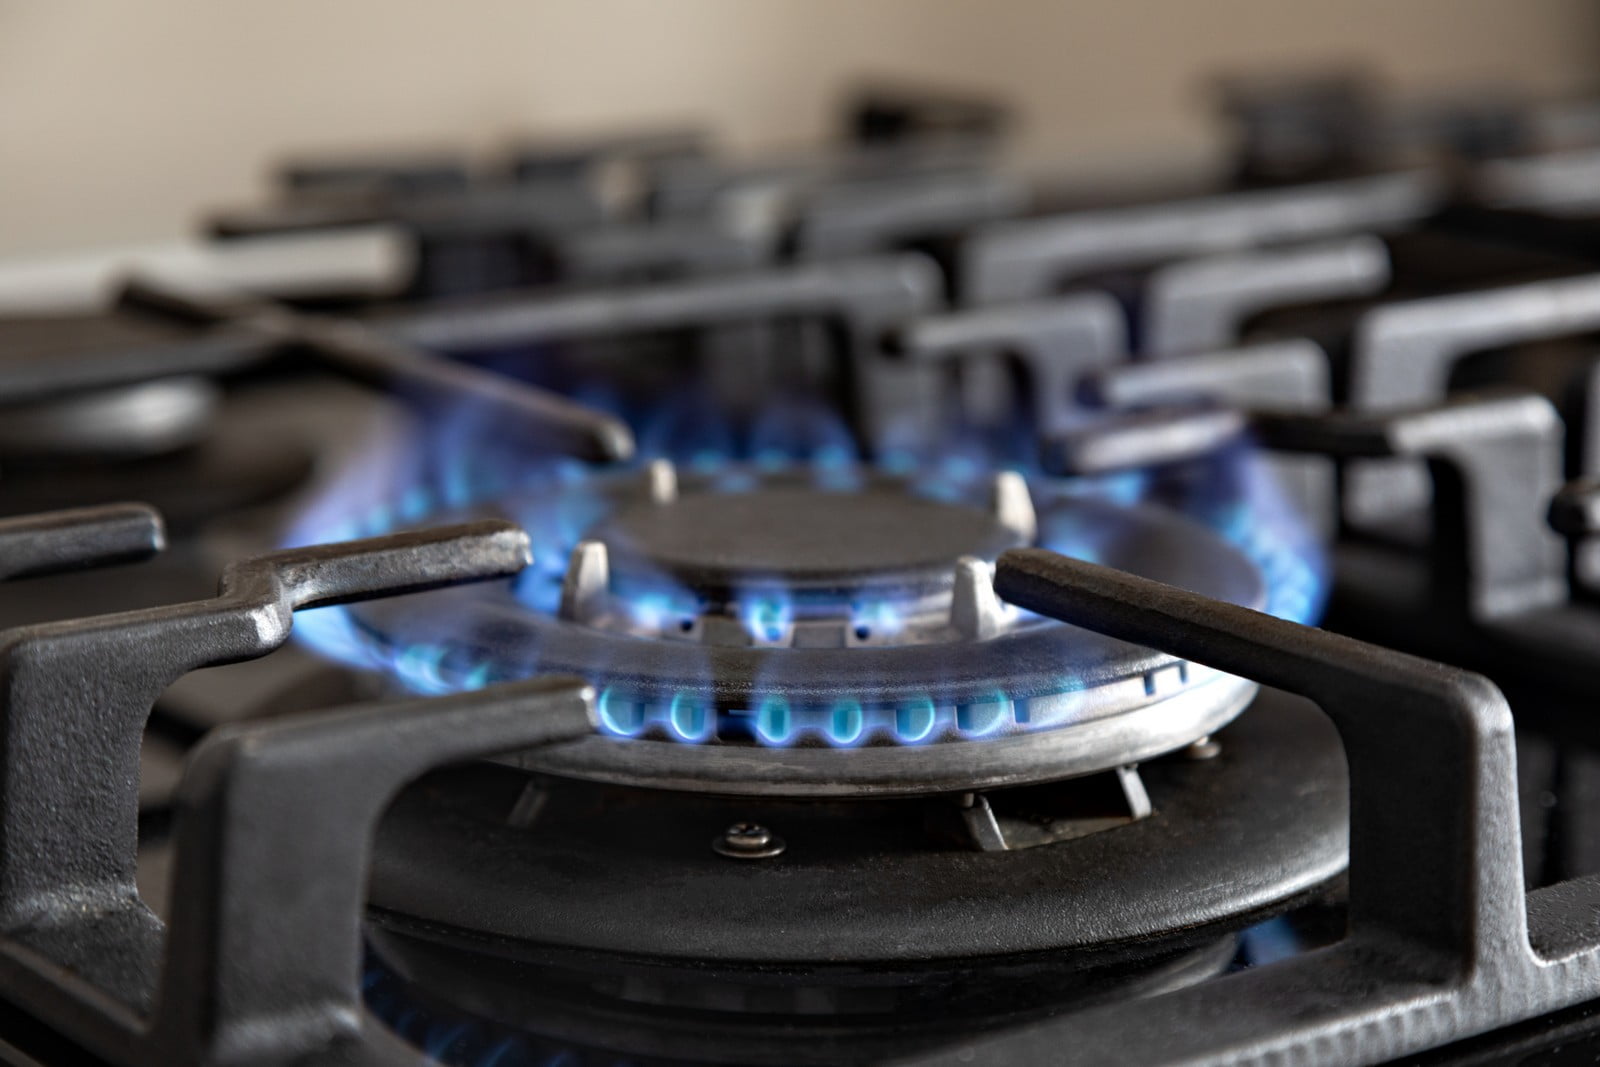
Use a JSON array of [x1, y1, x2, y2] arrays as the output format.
[[961, 170, 1437, 303], [0, 504, 595, 1067], [900, 549, 1572, 1067], [0, 505, 1588, 1065], [1342, 271, 1600, 526]]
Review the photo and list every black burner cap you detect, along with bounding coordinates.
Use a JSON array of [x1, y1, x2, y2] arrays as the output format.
[[595, 486, 1024, 599]]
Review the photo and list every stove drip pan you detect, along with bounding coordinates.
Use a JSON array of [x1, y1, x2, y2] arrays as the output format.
[[359, 689, 1347, 1065]]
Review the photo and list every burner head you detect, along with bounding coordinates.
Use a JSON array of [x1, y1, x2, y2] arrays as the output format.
[[327, 460, 1269, 796], [571, 472, 1036, 649], [599, 485, 1025, 601]]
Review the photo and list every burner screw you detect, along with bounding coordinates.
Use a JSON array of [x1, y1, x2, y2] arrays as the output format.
[[712, 821, 786, 860]]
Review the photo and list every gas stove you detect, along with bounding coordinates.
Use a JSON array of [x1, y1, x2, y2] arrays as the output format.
[[5, 77, 1600, 1067]]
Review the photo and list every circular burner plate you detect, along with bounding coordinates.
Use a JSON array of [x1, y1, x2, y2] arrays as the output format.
[[599, 487, 1023, 597], [369, 689, 1345, 966]]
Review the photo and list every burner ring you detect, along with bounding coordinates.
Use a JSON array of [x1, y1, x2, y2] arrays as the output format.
[[504, 673, 1255, 795], [344, 493, 1266, 796]]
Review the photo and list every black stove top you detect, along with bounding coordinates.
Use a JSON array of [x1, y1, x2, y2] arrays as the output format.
[[3, 76, 1600, 1067]]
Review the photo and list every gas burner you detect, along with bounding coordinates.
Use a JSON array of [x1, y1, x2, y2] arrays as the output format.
[[267, 444, 1344, 1065], [303, 454, 1275, 795]]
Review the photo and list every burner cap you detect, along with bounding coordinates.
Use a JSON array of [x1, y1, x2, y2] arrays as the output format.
[[598, 486, 1024, 599]]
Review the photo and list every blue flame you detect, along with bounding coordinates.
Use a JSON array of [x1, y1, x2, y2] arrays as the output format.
[[748, 397, 862, 482], [624, 590, 691, 632], [754, 695, 794, 745], [363, 954, 635, 1067], [1195, 445, 1329, 626], [588, 690, 1078, 747], [955, 692, 1014, 738], [849, 599, 906, 642], [286, 382, 1328, 749], [895, 697, 938, 743], [828, 700, 867, 746], [739, 591, 793, 644], [1037, 507, 1106, 565], [1235, 916, 1306, 968], [596, 687, 645, 737], [666, 691, 713, 742]]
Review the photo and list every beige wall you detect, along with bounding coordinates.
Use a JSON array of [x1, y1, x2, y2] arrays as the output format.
[[2, 0, 1597, 258]]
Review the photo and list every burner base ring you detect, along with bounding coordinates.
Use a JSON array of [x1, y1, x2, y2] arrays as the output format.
[[506, 671, 1258, 796], [368, 687, 1346, 966]]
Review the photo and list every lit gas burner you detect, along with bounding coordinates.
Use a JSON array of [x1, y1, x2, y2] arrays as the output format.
[[293, 434, 1300, 794], [229, 192, 1351, 1061], [267, 404, 1348, 1067]]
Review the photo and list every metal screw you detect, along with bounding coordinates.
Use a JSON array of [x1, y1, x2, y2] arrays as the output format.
[[712, 821, 786, 860], [1183, 735, 1222, 761]]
